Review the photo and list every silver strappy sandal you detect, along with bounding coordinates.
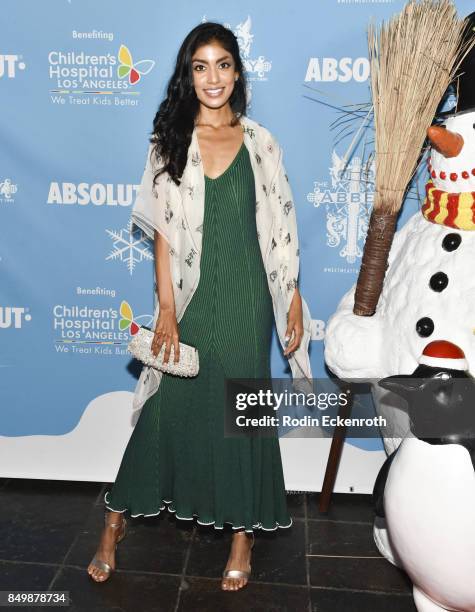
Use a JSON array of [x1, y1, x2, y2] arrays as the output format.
[[222, 531, 255, 587], [88, 511, 127, 582]]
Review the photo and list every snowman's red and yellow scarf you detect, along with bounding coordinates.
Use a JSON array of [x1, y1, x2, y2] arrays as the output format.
[[422, 180, 475, 230]]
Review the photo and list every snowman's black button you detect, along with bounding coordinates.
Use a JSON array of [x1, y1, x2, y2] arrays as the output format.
[[429, 272, 448, 292], [416, 317, 434, 337], [442, 233, 462, 252]]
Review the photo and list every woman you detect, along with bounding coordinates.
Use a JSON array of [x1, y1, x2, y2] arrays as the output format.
[[87, 21, 312, 591]]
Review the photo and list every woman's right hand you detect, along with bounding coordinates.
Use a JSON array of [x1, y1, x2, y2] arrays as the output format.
[[151, 307, 180, 364]]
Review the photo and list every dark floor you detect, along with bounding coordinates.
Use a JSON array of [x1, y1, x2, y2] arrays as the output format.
[[0, 478, 417, 612]]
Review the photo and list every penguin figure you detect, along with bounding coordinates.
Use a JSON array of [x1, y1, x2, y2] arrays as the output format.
[[373, 340, 475, 612]]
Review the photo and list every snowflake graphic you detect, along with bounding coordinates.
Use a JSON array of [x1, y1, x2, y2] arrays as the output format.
[[106, 218, 153, 274]]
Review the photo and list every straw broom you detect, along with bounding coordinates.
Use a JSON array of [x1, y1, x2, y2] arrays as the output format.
[[353, 0, 471, 316]]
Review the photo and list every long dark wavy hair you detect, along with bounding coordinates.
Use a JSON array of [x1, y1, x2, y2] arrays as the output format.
[[149, 22, 248, 186]]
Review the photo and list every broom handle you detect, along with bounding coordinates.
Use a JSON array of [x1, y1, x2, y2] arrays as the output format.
[[353, 209, 398, 316]]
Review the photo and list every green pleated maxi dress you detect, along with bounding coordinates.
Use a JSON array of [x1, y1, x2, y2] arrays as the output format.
[[104, 142, 292, 532]]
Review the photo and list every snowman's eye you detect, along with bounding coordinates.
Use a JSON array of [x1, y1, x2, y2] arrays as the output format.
[[473, 123, 475, 130]]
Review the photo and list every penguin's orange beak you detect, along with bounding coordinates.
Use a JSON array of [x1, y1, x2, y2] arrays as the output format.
[[427, 125, 464, 158]]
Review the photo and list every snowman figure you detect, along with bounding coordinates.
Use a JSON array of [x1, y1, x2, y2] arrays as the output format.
[[373, 340, 475, 612], [324, 13, 475, 454]]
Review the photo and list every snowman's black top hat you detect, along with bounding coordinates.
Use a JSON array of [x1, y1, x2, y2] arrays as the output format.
[[437, 12, 475, 117]]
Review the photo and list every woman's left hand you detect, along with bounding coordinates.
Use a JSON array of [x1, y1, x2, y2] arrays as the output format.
[[284, 287, 303, 356]]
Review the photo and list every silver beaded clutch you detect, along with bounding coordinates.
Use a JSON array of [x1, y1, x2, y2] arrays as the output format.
[[127, 326, 199, 377]]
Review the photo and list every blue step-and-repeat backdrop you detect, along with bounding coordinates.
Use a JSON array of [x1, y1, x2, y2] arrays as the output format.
[[1, 0, 471, 491]]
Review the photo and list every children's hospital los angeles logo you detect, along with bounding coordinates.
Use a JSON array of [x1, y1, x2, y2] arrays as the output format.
[[53, 299, 152, 356], [48, 36, 155, 107], [307, 150, 374, 270]]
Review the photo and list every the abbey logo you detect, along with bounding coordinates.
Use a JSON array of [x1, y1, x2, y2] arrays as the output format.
[[208, 15, 271, 81], [0, 307, 31, 329], [47, 181, 138, 206], [307, 150, 374, 266], [106, 218, 153, 275], [0, 54, 26, 78], [0, 178, 18, 202], [48, 43, 155, 102], [304, 57, 370, 83]]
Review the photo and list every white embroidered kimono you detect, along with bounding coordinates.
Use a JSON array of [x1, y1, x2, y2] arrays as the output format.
[[130, 114, 313, 412]]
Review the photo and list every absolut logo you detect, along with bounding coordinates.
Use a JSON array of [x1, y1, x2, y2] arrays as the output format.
[[304, 57, 370, 82], [47, 182, 138, 205], [0, 307, 31, 328], [0, 54, 26, 78]]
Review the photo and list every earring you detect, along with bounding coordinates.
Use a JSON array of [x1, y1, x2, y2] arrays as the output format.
[[235, 75, 238, 81]]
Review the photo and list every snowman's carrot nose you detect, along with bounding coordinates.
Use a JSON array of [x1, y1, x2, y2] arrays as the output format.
[[427, 125, 464, 158]]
